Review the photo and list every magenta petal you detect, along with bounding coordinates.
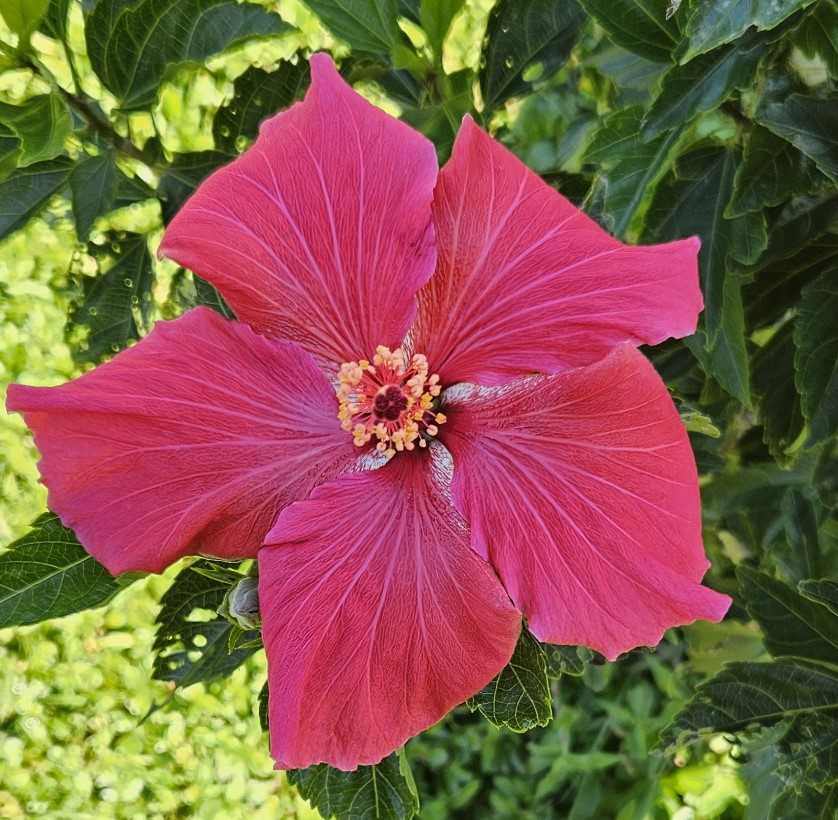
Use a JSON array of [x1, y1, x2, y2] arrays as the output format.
[[412, 117, 703, 386], [259, 453, 520, 770], [443, 344, 730, 661], [6, 308, 356, 575], [160, 53, 438, 366]]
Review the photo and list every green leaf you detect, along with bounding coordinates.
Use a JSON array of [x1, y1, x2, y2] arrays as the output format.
[[0, 156, 73, 241], [419, 0, 463, 59], [0, 122, 21, 179], [770, 781, 838, 820], [578, 0, 680, 62], [543, 644, 591, 677], [584, 106, 685, 239], [778, 710, 838, 788], [466, 628, 552, 732], [729, 125, 830, 217], [86, 0, 289, 110], [800, 579, 838, 617], [152, 559, 260, 689], [69, 154, 119, 241], [213, 60, 310, 154], [158, 151, 228, 222], [69, 155, 152, 242], [794, 1, 838, 79], [0, 513, 118, 628], [737, 566, 838, 668], [752, 323, 804, 462], [258, 680, 269, 731], [645, 147, 764, 403], [794, 263, 838, 445], [778, 489, 822, 582], [303, 0, 401, 55], [0, 94, 71, 166], [288, 753, 420, 820], [70, 233, 154, 363], [479, 0, 586, 112], [39, 0, 70, 41], [756, 93, 838, 181], [642, 34, 766, 139], [0, 0, 49, 45], [679, 0, 817, 61], [660, 660, 838, 747]]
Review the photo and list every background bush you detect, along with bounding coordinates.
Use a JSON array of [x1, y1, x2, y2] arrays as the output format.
[[0, 0, 836, 817]]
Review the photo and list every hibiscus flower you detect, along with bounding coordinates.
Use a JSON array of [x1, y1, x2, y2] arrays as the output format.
[[7, 53, 730, 771]]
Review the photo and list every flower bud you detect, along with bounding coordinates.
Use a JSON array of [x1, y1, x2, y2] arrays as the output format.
[[219, 576, 261, 630]]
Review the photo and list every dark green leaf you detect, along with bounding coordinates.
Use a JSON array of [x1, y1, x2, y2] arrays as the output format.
[[0, 0, 49, 44], [0, 123, 21, 179], [795, 263, 838, 445], [747, 235, 838, 330], [800, 579, 838, 617], [645, 147, 764, 403], [588, 44, 668, 106], [679, 0, 817, 61], [770, 780, 838, 820], [584, 106, 685, 239], [642, 34, 766, 139], [729, 125, 830, 217], [0, 513, 118, 628], [752, 323, 804, 462], [660, 660, 838, 747], [70, 153, 119, 241], [303, 0, 401, 55], [738, 566, 838, 667], [467, 628, 552, 732], [419, 0, 463, 59], [158, 151, 228, 222], [70, 234, 154, 363], [777, 489, 821, 581], [86, 0, 289, 110], [480, 0, 586, 112], [70, 155, 153, 240], [578, 0, 680, 62], [778, 711, 838, 788], [40, 0, 70, 41], [258, 680, 269, 731], [793, 1, 838, 79], [288, 753, 420, 820], [756, 93, 838, 181], [0, 157, 73, 241], [543, 644, 590, 677], [0, 94, 71, 166], [152, 559, 260, 689], [752, 194, 838, 272], [213, 60, 310, 154]]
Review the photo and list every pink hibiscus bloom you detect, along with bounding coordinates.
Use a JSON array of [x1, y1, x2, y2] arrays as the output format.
[[7, 54, 730, 771]]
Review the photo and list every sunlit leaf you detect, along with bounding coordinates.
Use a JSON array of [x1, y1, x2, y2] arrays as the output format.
[[288, 753, 420, 820], [86, 0, 289, 110], [0, 94, 71, 166], [467, 628, 552, 732], [0, 513, 118, 628]]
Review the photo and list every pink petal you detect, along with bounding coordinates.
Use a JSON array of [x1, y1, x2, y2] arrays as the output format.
[[6, 307, 356, 575], [160, 53, 438, 367], [443, 344, 730, 661], [412, 117, 703, 386], [259, 452, 520, 770]]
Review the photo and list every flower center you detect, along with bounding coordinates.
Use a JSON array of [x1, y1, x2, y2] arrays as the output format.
[[337, 346, 446, 458]]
